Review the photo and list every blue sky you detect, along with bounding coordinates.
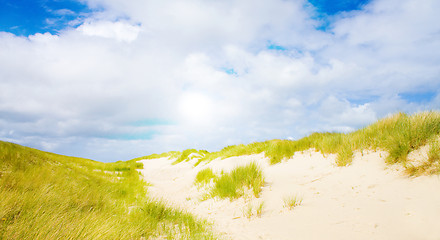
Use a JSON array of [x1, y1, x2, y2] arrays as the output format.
[[309, 0, 370, 14], [0, 0, 369, 35], [0, 0, 439, 161], [0, 0, 92, 36]]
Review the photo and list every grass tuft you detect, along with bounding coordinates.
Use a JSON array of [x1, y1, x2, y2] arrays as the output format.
[[406, 138, 440, 176], [204, 162, 265, 200], [336, 140, 354, 167], [242, 201, 265, 219], [194, 168, 217, 186], [256, 201, 265, 217], [283, 194, 303, 210]]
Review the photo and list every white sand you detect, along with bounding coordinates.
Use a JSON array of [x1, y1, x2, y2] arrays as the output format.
[[138, 149, 440, 240]]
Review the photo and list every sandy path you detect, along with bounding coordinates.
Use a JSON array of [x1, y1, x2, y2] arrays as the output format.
[[139, 150, 440, 240]]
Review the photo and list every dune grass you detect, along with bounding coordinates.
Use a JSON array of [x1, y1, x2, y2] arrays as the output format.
[[130, 150, 181, 162], [0, 141, 215, 240], [194, 168, 217, 186], [209, 162, 265, 200], [405, 138, 440, 176], [283, 194, 303, 210], [172, 149, 209, 165], [188, 111, 440, 173], [195, 163, 265, 200], [351, 112, 440, 165], [242, 201, 265, 220], [132, 149, 209, 165], [194, 143, 267, 166]]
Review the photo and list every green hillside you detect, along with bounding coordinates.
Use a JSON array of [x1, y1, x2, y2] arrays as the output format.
[[0, 142, 214, 239], [141, 111, 440, 175], [1, 111, 439, 239]]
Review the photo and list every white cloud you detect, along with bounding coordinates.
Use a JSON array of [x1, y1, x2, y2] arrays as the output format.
[[78, 20, 141, 42], [0, 0, 439, 161]]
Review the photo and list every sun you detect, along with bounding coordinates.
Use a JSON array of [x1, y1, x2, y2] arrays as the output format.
[[178, 92, 214, 125]]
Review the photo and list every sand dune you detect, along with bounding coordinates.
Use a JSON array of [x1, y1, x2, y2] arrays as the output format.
[[139, 149, 440, 240]]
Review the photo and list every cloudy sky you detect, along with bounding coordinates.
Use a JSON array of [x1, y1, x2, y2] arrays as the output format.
[[1, 0, 439, 162]]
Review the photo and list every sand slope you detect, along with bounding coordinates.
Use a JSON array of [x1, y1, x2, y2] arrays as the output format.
[[139, 150, 440, 240]]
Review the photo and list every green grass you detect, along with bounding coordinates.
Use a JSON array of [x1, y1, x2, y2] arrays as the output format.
[[187, 111, 440, 173], [194, 143, 267, 166], [173, 149, 209, 165], [283, 195, 303, 210], [241, 201, 265, 220], [3, 111, 439, 238], [194, 168, 217, 186], [0, 141, 215, 240], [130, 150, 181, 161], [131, 111, 440, 175], [256, 201, 264, 217], [351, 112, 440, 165], [405, 138, 440, 176], [209, 162, 265, 200]]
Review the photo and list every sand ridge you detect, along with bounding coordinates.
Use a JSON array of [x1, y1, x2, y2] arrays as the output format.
[[139, 149, 440, 240]]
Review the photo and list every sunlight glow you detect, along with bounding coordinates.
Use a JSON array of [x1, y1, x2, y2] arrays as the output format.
[[178, 92, 214, 125]]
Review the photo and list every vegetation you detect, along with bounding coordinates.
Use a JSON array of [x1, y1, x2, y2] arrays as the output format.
[[0, 141, 214, 240], [351, 112, 440, 164], [2, 111, 439, 238], [191, 112, 440, 174], [212, 162, 264, 200], [130, 150, 181, 162], [406, 138, 440, 175], [256, 201, 265, 217], [195, 162, 265, 200], [132, 149, 209, 166], [194, 168, 217, 186], [242, 201, 264, 220], [172, 149, 209, 165], [283, 195, 303, 210]]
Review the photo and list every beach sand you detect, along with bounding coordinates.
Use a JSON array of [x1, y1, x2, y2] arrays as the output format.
[[139, 149, 440, 240]]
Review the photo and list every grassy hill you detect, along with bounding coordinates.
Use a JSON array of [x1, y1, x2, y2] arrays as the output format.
[[1, 111, 439, 239], [139, 111, 440, 175], [0, 142, 214, 239]]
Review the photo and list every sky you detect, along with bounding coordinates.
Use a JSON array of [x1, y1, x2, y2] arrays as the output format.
[[0, 0, 439, 162]]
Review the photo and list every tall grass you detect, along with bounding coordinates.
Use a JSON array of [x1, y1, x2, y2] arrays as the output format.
[[172, 149, 209, 165], [351, 112, 440, 165], [405, 138, 440, 176], [195, 143, 267, 166], [131, 111, 440, 175], [190, 111, 440, 171], [0, 141, 215, 239], [209, 162, 265, 200], [130, 150, 181, 161], [194, 168, 217, 186]]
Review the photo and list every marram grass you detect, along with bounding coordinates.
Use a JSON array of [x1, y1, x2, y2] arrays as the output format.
[[0, 141, 215, 240], [198, 162, 265, 200], [194, 168, 217, 186], [168, 111, 440, 174], [172, 149, 209, 165], [283, 194, 303, 210]]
